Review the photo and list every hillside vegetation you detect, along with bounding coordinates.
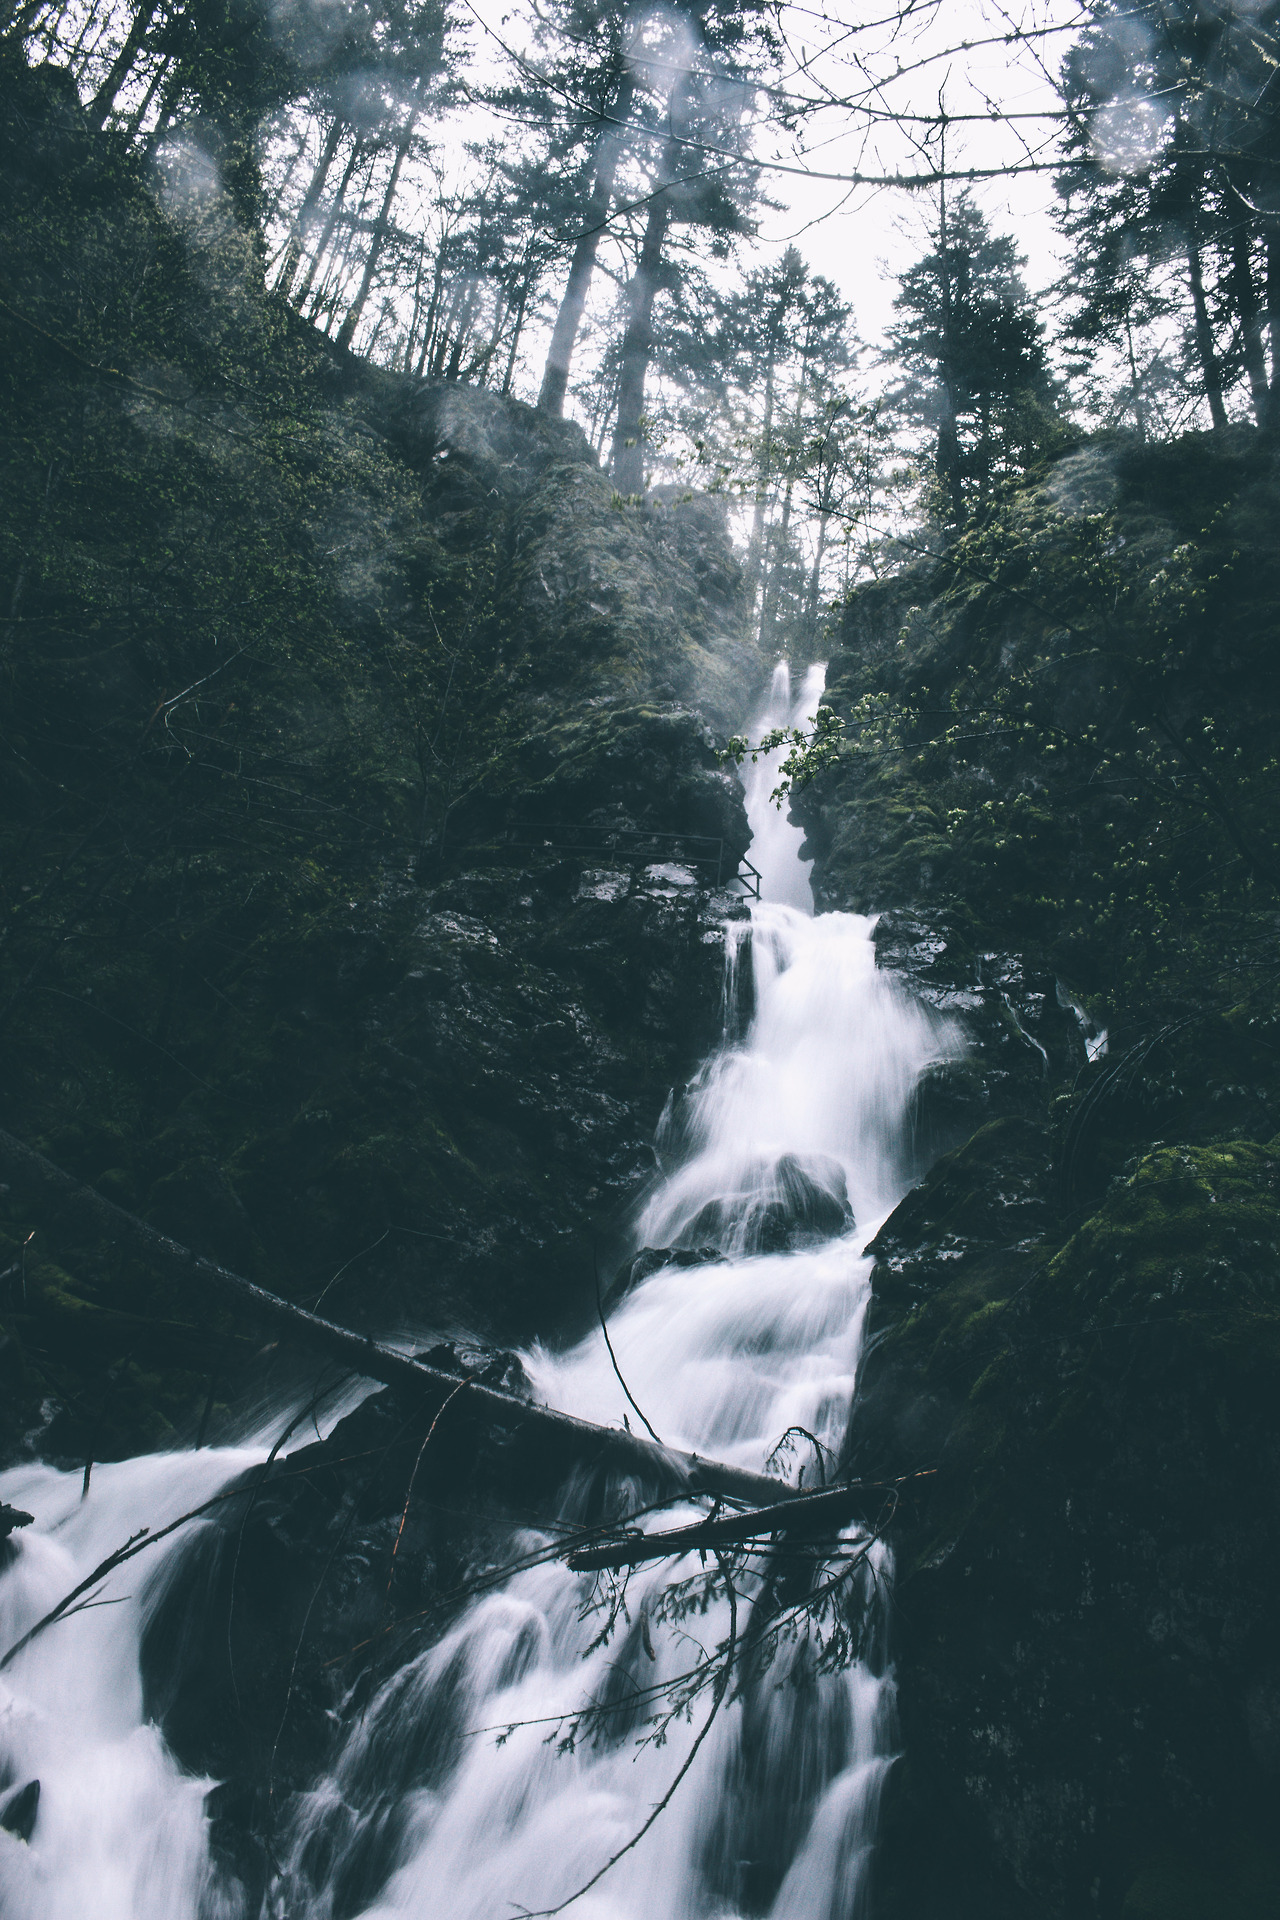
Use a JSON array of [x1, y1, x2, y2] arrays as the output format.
[[795, 433, 1280, 1918], [0, 55, 760, 1458]]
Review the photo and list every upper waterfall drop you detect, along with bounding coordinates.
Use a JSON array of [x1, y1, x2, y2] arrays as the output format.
[[740, 659, 827, 913], [633, 660, 963, 1253]]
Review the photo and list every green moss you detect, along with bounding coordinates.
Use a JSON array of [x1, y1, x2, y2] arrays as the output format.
[[856, 1128, 1280, 1912]]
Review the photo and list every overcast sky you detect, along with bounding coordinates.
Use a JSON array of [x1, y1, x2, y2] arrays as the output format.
[[456, 0, 1088, 387]]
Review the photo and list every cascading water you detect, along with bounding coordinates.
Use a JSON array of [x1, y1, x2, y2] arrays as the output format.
[[267, 662, 961, 1920], [740, 660, 826, 913], [0, 1447, 276, 1920], [0, 660, 962, 1920]]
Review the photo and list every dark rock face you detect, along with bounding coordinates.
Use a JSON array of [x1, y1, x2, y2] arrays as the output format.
[[851, 1136, 1280, 1920], [797, 440, 1280, 1918], [0, 351, 763, 1462]]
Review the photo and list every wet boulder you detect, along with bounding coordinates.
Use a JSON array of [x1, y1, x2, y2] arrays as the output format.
[[688, 1153, 854, 1254], [0, 1503, 32, 1571], [605, 1245, 724, 1311], [414, 1340, 531, 1399], [0, 1503, 32, 1539], [756, 1153, 853, 1250], [0, 1779, 39, 1843]]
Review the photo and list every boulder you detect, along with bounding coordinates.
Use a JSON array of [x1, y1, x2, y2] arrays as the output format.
[[687, 1152, 854, 1254], [0, 1780, 39, 1843], [605, 1245, 724, 1312]]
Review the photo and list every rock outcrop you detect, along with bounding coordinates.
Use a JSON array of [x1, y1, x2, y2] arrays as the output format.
[[797, 435, 1280, 1919]]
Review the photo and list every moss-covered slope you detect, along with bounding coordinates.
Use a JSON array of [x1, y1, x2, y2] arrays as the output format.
[[851, 1128, 1280, 1919], [801, 436, 1280, 1917], [0, 55, 764, 1464]]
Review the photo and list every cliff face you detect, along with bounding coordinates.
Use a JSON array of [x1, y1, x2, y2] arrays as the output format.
[[0, 59, 765, 1463], [797, 437, 1280, 1918]]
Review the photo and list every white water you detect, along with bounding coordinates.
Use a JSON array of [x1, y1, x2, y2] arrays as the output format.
[[741, 660, 826, 912], [0, 660, 962, 1919], [0, 1391, 367, 1918], [0, 1448, 268, 1920]]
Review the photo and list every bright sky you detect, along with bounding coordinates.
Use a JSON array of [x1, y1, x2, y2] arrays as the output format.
[[456, 0, 1089, 389]]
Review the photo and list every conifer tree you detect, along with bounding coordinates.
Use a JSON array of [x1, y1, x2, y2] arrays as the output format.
[[887, 192, 1060, 521], [1054, 0, 1280, 432]]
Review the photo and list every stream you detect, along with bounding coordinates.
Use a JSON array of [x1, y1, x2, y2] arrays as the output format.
[[0, 661, 961, 1920]]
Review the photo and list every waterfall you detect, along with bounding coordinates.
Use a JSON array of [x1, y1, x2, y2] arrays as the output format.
[[0, 1447, 276, 1920], [266, 662, 961, 1920], [0, 662, 962, 1920], [740, 659, 826, 913]]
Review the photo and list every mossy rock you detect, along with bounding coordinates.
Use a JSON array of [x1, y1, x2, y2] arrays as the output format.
[[863, 1133, 1280, 1918]]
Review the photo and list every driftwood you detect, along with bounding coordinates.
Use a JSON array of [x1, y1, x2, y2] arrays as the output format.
[[564, 1480, 898, 1570], [0, 1127, 802, 1510]]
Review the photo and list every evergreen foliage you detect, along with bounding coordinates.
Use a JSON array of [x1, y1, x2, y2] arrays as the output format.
[[886, 192, 1066, 521]]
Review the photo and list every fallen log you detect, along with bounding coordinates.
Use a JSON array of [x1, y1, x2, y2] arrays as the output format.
[[0, 1127, 797, 1510], [564, 1480, 897, 1570]]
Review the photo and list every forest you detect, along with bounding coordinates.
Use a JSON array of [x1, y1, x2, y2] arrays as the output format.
[[0, 0, 1278, 1915]]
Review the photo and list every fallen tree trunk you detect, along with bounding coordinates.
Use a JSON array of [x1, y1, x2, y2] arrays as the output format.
[[0, 1128, 797, 1509], [565, 1480, 899, 1571]]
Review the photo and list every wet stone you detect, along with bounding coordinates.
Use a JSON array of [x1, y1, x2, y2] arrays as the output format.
[[574, 869, 631, 903]]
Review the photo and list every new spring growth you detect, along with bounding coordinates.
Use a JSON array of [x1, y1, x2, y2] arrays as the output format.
[[720, 706, 846, 806]]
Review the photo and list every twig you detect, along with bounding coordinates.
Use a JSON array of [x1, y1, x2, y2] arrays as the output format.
[[594, 1248, 662, 1445], [386, 1374, 474, 1594], [565, 1480, 898, 1571], [515, 1552, 740, 1919]]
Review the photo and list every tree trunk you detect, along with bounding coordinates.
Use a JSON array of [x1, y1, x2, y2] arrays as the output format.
[[501, 249, 535, 394], [429, 275, 470, 376], [85, 0, 157, 129], [292, 139, 363, 311], [1123, 314, 1147, 442], [1230, 225, 1270, 426], [413, 246, 448, 377], [806, 505, 830, 641], [276, 116, 344, 301], [609, 70, 701, 497], [747, 354, 775, 601], [264, 116, 312, 230], [122, 50, 169, 140], [0, 1126, 803, 1512], [567, 1480, 896, 1571], [471, 286, 508, 384], [760, 474, 794, 653], [538, 72, 637, 417], [610, 183, 670, 496], [67, 0, 106, 73], [402, 237, 428, 372], [310, 173, 371, 330], [934, 175, 964, 521], [1188, 230, 1228, 430], [335, 86, 421, 353], [444, 278, 482, 379]]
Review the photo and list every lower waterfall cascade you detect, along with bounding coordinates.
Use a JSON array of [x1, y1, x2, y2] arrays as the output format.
[[0, 660, 963, 1920]]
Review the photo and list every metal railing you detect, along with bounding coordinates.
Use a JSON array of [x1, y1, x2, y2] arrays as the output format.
[[505, 824, 762, 899]]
